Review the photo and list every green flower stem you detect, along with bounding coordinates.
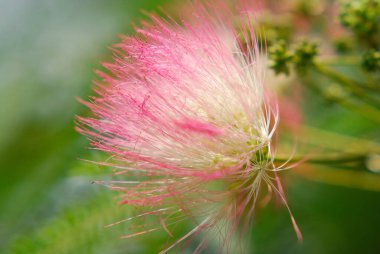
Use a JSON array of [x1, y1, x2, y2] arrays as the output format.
[[297, 125, 380, 154], [314, 62, 380, 94], [274, 155, 365, 165], [333, 96, 380, 124], [323, 87, 380, 124], [319, 56, 360, 66], [304, 65, 380, 124], [293, 165, 380, 192]]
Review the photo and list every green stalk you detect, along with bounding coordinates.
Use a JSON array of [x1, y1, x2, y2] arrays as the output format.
[[319, 56, 359, 66], [303, 67, 380, 124], [274, 155, 365, 165], [313, 63, 380, 106]]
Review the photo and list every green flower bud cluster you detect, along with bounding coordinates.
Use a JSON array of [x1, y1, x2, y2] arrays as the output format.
[[362, 50, 380, 71], [268, 40, 318, 75], [293, 41, 318, 72], [268, 40, 294, 75], [339, 0, 380, 48]]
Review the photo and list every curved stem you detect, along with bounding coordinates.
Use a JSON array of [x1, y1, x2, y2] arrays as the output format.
[[274, 154, 365, 165], [303, 66, 380, 124], [314, 62, 380, 94], [319, 55, 360, 66]]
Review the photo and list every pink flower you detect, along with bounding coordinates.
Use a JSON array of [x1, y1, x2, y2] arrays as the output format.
[[77, 1, 301, 252]]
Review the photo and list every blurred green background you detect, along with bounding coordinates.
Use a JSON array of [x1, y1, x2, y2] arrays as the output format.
[[1, 0, 380, 253]]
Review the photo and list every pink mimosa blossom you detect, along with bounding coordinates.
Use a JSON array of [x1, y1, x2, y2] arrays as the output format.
[[77, 1, 301, 252]]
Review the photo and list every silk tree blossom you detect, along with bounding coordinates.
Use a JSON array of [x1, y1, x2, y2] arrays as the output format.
[[77, 1, 301, 252]]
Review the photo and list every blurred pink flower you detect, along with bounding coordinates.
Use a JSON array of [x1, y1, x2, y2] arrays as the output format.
[[77, 0, 301, 252]]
